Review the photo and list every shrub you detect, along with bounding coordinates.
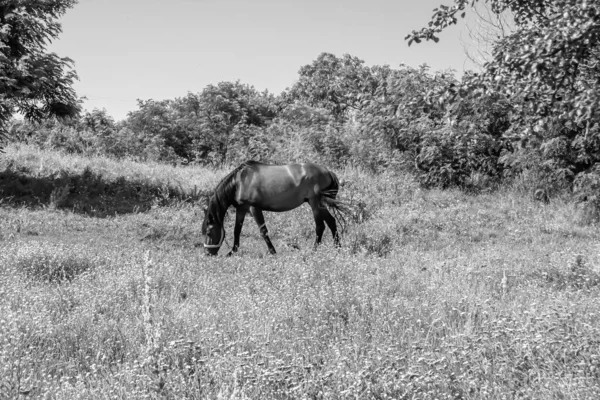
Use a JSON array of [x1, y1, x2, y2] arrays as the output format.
[[502, 146, 574, 201], [411, 123, 505, 189], [573, 165, 600, 224]]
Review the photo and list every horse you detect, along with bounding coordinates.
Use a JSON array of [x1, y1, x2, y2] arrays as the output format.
[[201, 161, 345, 256]]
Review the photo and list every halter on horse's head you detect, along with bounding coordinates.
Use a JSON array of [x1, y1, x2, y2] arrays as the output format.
[[203, 225, 225, 253], [201, 204, 226, 255]]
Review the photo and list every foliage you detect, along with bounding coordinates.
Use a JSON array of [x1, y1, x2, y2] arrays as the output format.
[[355, 64, 511, 187], [3, 0, 599, 202], [192, 81, 277, 164], [265, 103, 351, 166], [9, 110, 168, 161], [7, 46, 600, 200], [7, 62, 514, 189], [0, 0, 80, 145], [407, 0, 600, 125], [9, 82, 279, 165], [406, 0, 600, 203], [122, 83, 278, 164], [285, 53, 375, 122], [573, 165, 600, 223]]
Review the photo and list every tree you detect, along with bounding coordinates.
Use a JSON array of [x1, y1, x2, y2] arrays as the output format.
[[408, 0, 600, 201], [124, 99, 186, 161], [1, 0, 80, 145], [285, 53, 376, 122], [122, 82, 278, 164], [195, 81, 277, 164], [81, 108, 115, 134], [407, 0, 600, 126]]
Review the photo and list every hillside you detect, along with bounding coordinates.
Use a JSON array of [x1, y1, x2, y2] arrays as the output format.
[[1, 145, 599, 398]]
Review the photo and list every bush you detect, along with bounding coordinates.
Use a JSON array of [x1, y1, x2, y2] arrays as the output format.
[[573, 165, 600, 223]]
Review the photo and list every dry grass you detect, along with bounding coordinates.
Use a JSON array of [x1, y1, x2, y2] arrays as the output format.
[[1, 144, 599, 399]]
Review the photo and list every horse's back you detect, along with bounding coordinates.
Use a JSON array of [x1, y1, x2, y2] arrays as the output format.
[[261, 162, 332, 188], [238, 162, 334, 211]]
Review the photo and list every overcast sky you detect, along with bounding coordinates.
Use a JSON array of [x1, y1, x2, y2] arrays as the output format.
[[48, 0, 477, 121]]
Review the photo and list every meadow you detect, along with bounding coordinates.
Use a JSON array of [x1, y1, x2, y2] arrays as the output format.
[[1, 144, 600, 399]]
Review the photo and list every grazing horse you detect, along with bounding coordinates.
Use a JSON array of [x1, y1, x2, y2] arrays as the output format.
[[201, 161, 344, 256]]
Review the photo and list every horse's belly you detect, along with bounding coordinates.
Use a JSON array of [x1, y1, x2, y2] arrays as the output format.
[[251, 191, 306, 212]]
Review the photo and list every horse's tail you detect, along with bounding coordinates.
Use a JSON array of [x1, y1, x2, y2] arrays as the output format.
[[322, 171, 350, 235], [322, 170, 340, 200]]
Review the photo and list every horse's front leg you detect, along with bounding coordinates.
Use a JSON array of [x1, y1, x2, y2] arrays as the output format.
[[251, 207, 276, 255], [229, 207, 247, 256]]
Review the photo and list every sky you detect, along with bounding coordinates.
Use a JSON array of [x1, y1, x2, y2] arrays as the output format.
[[48, 0, 479, 121]]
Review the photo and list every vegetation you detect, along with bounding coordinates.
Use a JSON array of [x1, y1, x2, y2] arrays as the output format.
[[407, 0, 600, 214], [1, 144, 599, 398], [3, 0, 600, 397], [0, 0, 80, 144], [2, 1, 600, 211], [1, 61, 519, 187], [7, 43, 599, 216]]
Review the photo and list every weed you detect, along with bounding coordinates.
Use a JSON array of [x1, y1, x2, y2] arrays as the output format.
[[48, 183, 70, 209]]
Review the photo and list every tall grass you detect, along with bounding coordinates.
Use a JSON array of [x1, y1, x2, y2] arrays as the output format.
[[1, 144, 599, 398]]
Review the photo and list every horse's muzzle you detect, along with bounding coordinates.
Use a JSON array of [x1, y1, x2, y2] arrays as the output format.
[[204, 248, 219, 256]]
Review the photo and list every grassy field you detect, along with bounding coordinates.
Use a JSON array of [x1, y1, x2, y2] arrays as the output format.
[[1, 144, 600, 399]]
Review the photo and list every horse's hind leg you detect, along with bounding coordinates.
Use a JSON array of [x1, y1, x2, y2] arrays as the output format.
[[251, 207, 276, 255], [322, 208, 340, 247], [309, 199, 326, 249]]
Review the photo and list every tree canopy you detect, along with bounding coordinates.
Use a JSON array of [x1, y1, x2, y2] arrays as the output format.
[[0, 0, 80, 143], [285, 53, 376, 122], [407, 0, 600, 126]]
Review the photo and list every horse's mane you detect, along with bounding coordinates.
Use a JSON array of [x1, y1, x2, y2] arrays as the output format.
[[208, 161, 262, 223]]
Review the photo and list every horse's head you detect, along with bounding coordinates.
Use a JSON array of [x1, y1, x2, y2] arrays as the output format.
[[201, 207, 224, 256]]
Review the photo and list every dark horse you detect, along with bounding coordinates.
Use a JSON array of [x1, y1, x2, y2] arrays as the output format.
[[201, 161, 344, 255]]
